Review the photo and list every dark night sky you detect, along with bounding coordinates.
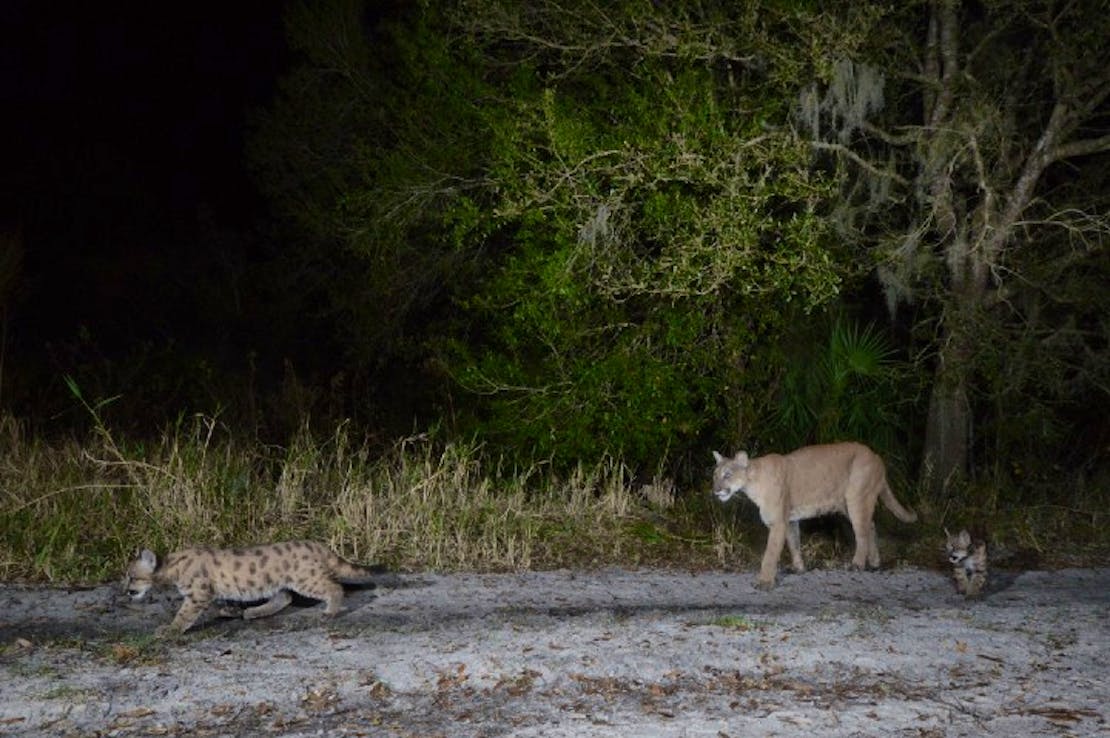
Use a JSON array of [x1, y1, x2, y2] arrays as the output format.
[[1, 2, 288, 355]]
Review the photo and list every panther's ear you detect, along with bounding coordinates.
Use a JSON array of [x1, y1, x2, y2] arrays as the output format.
[[734, 451, 749, 466], [712, 450, 725, 464]]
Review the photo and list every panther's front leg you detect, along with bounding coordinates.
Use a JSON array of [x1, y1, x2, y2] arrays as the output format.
[[757, 520, 788, 590]]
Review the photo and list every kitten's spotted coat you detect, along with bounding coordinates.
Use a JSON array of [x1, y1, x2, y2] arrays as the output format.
[[945, 528, 988, 597], [125, 540, 379, 633]]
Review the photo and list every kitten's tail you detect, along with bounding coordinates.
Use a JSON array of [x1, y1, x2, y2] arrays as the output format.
[[328, 553, 388, 584]]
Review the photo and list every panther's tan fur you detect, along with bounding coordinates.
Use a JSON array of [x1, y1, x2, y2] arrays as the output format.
[[712, 442, 917, 590]]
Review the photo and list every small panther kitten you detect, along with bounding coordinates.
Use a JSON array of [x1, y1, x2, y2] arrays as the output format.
[[945, 528, 988, 597], [125, 540, 380, 634]]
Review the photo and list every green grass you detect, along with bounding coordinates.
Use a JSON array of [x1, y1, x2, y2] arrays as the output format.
[[709, 614, 758, 631], [1, 411, 1107, 583]]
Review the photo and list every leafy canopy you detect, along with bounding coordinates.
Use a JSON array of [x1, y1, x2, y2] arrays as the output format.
[[253, 1, 894, 470]]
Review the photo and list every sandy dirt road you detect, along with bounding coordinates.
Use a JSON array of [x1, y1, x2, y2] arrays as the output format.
[[2, 566, 1107, 736]]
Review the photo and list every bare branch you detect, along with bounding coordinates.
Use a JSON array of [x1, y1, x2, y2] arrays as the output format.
[[989, 99, 1070, 252], [1013, 207, 1110, 250], [1050, 132, 1110, 162], [861, 120, 922, 147], [927, 0, 960, 132], [922, 1, 939, 120], [809, 140, 910, 186], [966, 130, 997, 259]]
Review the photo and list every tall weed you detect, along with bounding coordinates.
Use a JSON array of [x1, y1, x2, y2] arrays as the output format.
[[0, 413, 659, 581]]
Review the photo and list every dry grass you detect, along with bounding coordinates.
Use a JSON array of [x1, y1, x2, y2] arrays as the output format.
[[327, 432, 642, 570], [1, 411, 1106, 584], [0, 414, 709, 583]]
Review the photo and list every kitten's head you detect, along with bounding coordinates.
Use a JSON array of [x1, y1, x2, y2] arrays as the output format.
[[123, 548, 159, 599], [945, 528, 972, 564]]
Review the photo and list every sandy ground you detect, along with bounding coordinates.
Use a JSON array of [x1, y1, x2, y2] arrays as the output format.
[[1, 565, 1107, 737]]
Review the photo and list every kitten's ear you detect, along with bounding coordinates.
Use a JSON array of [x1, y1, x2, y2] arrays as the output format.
[[140, 549, 158, 568], [712, 450, 725, 464], [957, 530, 971, 545]]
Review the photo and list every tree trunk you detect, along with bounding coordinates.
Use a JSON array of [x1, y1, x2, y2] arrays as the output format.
[[922, 326, 971, 497], [921, 265, 986, 496]]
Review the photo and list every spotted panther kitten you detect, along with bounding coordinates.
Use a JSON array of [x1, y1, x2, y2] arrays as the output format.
[[124, 540, 380, 633], [945, 528, 988, 597]]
